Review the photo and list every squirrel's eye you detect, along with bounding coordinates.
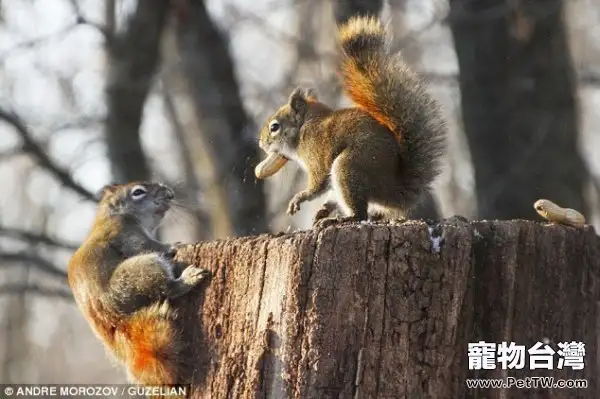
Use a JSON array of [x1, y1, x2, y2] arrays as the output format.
[[269, 121, 281, 135], [130, 186, 147, 200]]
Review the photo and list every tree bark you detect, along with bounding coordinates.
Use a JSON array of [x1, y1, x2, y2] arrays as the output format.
[[175, 220, 599, 398], [448, 0, 588, 220]]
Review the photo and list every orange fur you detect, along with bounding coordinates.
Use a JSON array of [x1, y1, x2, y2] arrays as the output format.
[[78, 293, 179, 384], [341, 63, 398, 136], [67, 181, 200, 393], [339, 17, 403, 140], [116, 304, 179, 384]]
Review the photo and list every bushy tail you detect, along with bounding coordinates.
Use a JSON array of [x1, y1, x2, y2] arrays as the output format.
[[114, 302, 186, 386], [339, 16, 446, 193]]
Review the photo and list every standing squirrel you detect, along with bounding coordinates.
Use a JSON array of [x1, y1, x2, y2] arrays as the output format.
[[254, 16, 446, 224], [68, 182, 210, 385]]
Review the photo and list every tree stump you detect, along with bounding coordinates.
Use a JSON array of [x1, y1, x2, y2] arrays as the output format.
[[173, 220, 600, 398]]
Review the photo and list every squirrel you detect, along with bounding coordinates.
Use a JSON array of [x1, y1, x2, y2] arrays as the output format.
[[254, 16, 446, 225], [67, 181, 210, 386]]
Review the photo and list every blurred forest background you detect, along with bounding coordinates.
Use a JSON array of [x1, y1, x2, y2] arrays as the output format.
[[0, 0, 599, 384]]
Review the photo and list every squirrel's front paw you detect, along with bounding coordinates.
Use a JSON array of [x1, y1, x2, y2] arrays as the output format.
[[287, 197, 302, 215], [181, 265, 210, 285]]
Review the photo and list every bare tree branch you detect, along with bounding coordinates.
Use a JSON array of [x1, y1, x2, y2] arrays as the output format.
[[0, 23, 79, 61], [0, 284, 73, 300], [0, 227, 78, 251], [67, 0, 113, 42], [0, 252, 68, 280], [0, 148, 20, 161], [0, 108, 96, 201], [225, 6, 339, 62], [0, 3, 110, 62], [47, 115, 105, 133], [390, 2, 449, 53], [104, 0, 116, 37], [580, 71, 600, 85]]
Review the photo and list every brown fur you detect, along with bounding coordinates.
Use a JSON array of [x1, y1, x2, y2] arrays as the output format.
[[68, 181, 208, 386], [257, 17, 446, 223]]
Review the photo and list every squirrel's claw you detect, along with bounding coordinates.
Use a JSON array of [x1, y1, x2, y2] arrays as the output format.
[[314, 217, 336, 229], [181, 265, 210, 285], [312, 209, 331, 225], [313, 202, 337, 223], [312, 201, 338, 226], [287, 198, 302, 215]]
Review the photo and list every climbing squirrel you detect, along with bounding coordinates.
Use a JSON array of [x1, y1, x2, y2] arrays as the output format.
[[68, 181, 210, 385], [255, 16, 446, 224]]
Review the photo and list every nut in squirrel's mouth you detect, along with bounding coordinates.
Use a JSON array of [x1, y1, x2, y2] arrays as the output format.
[[255, 152, 288, 179]]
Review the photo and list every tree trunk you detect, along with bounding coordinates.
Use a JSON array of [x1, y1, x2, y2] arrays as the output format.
[[173, 0, 267, 237], [104, 0, 169, 182], [448, 0, 588, 219], [332, 0, 384, 25], [175, 220, 599, 398]]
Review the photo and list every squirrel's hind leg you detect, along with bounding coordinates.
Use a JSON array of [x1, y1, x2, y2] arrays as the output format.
[[106, 253, 173, 314], [312, 198, 340, 225], [330, 152, 369, 221], [106, 253, 209, 313]]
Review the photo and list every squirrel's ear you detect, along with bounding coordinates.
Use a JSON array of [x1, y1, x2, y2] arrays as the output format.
[[289, 87, 309, 118], [304, 88, 319, 102], [96, 184, 118, 201]]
